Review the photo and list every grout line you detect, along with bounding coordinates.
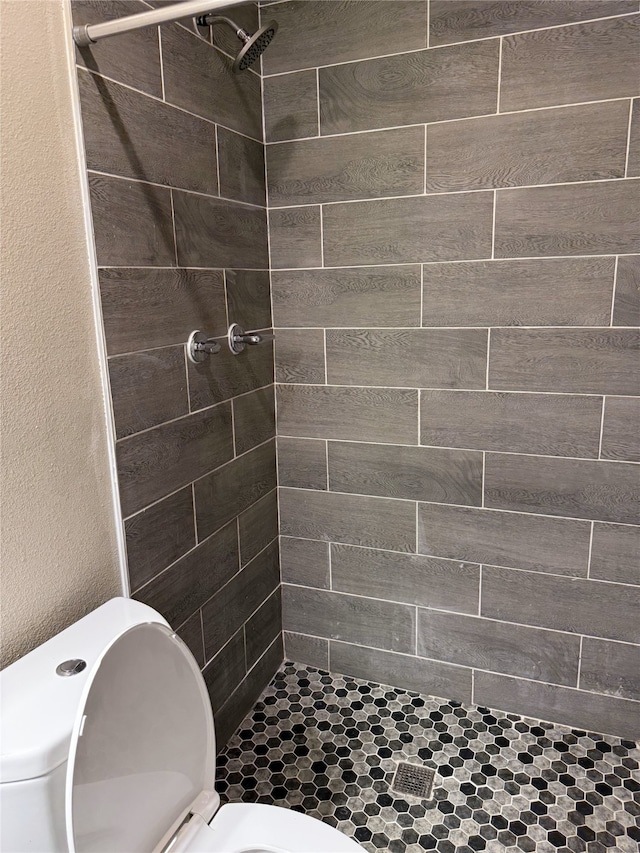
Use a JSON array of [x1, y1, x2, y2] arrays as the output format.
[[587, 521, 595, 580], [491, 190, 497, 259], [76, 66, 264, 144], [597, 396, 607, 460], [236, 517, 243, 567], [470, 669, 475, 705], [230, 398, 237, 457], [624, 98, 634, 177], [184, 346, 192, 413], [417, 390, 421, 446], [222, 269, 230, 329], [478, 566, 483, 616], [274, 430, 639, 465], [419, 264, 425, 327], [169, 189, 179, 266], [423, 124, 428, 195], [277, 381, 639, 399], [319, 204, 325, 267], [198, 609, 205, 666], [260, 11, 638, 77], [485, 328, 491, 389], [610, 255, 619, 326], [325, 439, 330, 490], [242, 624, 248, 672], [157, 27, 166, 101], [576, 635, 584, 689], [267, 175, 640, 210], [214, 124, 222, 197], [315, 67, 321, 136], [415, 500, 420, 554], [425, 0, 430, 49], [264, 95, 637, 145], [192, 482, 198, 543], [322, 328, 328, 385], [281, 585, 640, 650], [496, 37, 503, 113], [481, 452, 486, 508], [414, 606, 418, 655], [328, 539, 333, 590]]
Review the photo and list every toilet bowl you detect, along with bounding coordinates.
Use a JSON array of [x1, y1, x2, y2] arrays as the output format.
[[0, 598, 362, 853]]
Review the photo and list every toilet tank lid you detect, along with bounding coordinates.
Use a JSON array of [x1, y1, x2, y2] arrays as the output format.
[[0, 598, 168, 783]]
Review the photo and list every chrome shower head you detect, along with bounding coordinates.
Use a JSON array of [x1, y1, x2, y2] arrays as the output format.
[[196, 15, 278, 72]]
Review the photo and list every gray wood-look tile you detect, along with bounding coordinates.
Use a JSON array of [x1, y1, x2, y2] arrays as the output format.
[[133, 518, 238, 626], [500, 15, 640, 112], [474, 671, 640, 741], [328, 441, 483, 506], [225, 269, 272, 332], [421, 257, 615, 327], [276, 384, 418, 445], [494, 180, 640, 258], [420, 390, 602, 458], [238, 489, 278, 566], [326, 328, 488, 389], [117, 403, 233, 517], [203, 629, 246, 709], [484, 453, 640, 524], [109, 347, 188, 439], [319, 40, 499, 135], [272, 266, 421, 328], [275, 329, 325, 384], [175, 610, 205, 668], [418, 504, 591, 577], [125, 486, 195, 591], [283, 632, 329, 670], [217, 127, 265, 207], [279, 488, 417, 553], [331, 544, 479, 614], [173, 191, 268, 269], [601, 396, 640, 462], [89, 174, 175, 267], [78, 69, 218, 194], [590, 522, 640, 585], [323, 193, 494, 265], [233, 386, 276, 455], [278, 437, 328, 490], [214, 635, 284, 748], [261, 1, 427, 75], [330, 641, 473, 705], [481, 565, 640, 643], [245, 589, 282, 669], [187, 340, 273, 409], [417, 610, 581, 687], [264, 71, 318, 143], [580, 638, 640, 701], [628, 99, 640, 177], [280, 536, 331, 589], [161, 23, 262, 139], [202, 538, 280, 659], [426, 101, 629, 192], [194, 440, 277, 540], [489, 328, 640, 395], [282, 585, 416, 654], [267, 127, 425, 206], [100, 268, 227, 356], [613, 254, 640, 327], [72, 0, 162, 97], [429, 0, 638, 46], [269, 206, 323, 269]]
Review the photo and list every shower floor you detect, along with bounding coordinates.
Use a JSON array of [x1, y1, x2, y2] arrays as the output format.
[[216, 663, 640, 853]]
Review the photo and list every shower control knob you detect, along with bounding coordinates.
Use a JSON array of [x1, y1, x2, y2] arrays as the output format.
[[228, 323, 275, 355], [56, 659, 87, 677], [187, 330, 221, 363]]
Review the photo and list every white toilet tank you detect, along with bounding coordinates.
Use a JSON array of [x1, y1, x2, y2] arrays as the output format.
[[0, 598, 172, 852]]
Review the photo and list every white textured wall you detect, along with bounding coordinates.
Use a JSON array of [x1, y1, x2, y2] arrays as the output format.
[[0, 0, 123, 667]]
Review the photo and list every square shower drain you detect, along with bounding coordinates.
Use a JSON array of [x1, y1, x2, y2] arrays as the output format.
[[390, 762, 435, 800]]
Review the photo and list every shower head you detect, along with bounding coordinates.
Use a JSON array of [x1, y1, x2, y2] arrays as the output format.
[[196, 15, 278, 72]]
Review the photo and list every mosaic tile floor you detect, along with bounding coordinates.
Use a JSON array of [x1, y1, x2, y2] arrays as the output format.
[[217, 663, 640, 853]]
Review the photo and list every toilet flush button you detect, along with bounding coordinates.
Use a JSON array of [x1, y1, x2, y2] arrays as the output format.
[[56, 659, 87, 676]]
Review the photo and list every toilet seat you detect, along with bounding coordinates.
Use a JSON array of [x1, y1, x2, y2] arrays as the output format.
[[184, 803, 362, 853], [64, 620, 362, 853]]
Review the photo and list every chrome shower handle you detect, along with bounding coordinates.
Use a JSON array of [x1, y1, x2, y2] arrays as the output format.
[[228, 323, 275, 355], [187, 330, 221, 363]]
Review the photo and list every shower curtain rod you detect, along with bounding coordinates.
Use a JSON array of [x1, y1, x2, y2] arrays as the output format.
[[73, 0, 249, 47]]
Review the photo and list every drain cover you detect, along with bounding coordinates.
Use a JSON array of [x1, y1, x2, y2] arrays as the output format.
[[391, 762, 435, 799]]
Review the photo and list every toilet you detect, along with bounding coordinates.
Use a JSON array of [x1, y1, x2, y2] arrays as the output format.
[[0, 598, 363, 853]]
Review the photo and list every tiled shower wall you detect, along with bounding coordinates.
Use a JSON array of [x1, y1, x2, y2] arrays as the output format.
[[72, 0, 282, 746], [267, 0, 640, 740]]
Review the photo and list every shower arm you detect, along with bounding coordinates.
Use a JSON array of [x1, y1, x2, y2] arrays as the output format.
[[73, 0, 250, 47]]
